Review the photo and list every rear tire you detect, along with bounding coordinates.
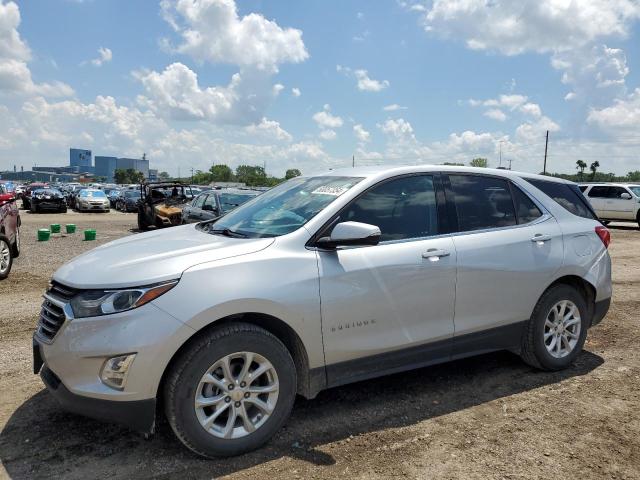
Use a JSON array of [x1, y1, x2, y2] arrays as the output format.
[[520, 284, 589, 371], [11, 225, 20, 258], [601, 220, 610, 226], [164, 323, 296, 458], [0, 234, 13, 280], [137, 210, 149, 231]]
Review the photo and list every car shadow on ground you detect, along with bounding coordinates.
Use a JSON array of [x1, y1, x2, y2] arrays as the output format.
[[607, 224, 638, 231], [0, 350, 603, 479]]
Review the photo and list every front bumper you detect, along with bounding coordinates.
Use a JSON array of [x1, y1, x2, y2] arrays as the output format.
[[40, 364, 156, 433], [33, 301, 195, 429]]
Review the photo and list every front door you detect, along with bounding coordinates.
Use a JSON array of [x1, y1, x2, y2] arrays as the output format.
[[603, 186, 635, 220], [317, 174, 457, 386]]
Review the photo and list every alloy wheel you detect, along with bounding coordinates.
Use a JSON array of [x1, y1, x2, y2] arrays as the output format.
[[544, 300, 581, 358], [194, 351, 279, 439], [0, 239, 10, 274]]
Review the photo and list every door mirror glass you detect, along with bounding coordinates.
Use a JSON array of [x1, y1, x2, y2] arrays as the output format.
[[317, 221, 381, 248], [620, 192, 632, 200]]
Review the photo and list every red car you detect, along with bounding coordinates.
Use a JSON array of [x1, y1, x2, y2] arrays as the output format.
[[0, 183, 20, 279]]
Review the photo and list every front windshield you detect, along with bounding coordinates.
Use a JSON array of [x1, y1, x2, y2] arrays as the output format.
[[629, 186, 640, 197], [125, 190, 141, 198], [80, 190, 106, 198], [207, 176, 362, 238]]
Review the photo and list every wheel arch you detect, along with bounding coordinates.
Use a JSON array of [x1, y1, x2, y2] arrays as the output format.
[[539, 275, 596, 324], [158, 312, 322, 404]]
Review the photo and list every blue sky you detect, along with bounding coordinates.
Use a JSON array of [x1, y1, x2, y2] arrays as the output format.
[[1, 0, 639, 176]]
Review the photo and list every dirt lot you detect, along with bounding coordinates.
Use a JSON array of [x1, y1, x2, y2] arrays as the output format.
[[1, 210, 639, 479]]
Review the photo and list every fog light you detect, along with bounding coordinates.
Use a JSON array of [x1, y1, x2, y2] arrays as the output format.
[[100, 354, 136, 390]]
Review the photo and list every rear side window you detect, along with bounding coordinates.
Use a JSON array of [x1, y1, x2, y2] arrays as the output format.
[[525, 179, 595, 219], [512, 186, 543, 224], [588, 186, 609, 198], [340, 175, 438, 242], [449, 175, 516, 232], [578, 185, 588, 193]]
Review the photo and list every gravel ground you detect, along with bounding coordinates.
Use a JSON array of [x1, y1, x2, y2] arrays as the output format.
[[0, 210, 639, 479]]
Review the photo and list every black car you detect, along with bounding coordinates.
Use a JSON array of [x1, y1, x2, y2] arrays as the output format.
[[116, 190, 142, 212], [30, 188, 67, 213], [181, 188, 259, 223]]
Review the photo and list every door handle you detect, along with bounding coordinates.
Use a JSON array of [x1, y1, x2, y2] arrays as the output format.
[[531, 234, 552, 244], [422, 248, 450, 261]]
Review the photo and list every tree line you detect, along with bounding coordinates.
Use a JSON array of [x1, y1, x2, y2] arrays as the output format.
[[160, 164, 302, 187]]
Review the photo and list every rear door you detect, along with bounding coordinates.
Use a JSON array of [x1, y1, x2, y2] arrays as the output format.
[[586, 186, 609, 218], [444, 174, 563, 354]]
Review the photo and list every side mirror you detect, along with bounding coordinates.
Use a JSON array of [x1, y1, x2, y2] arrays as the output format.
[[0, 193, 15, 204], [317, 221, 381, 249], [620, 192, 632, 200]]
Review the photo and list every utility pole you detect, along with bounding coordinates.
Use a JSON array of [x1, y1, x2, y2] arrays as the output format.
[[508, 158, 512, 170], [499, 141, 503, 168], [543, 130, 549, 175], [190, 167, 194, 185], [352, 155, 355, 168]]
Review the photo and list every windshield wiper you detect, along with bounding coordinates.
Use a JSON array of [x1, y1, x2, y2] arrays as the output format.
[[209, 227, 247, 238]]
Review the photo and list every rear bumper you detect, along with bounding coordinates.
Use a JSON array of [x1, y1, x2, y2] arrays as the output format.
[[591, 298, 611, 327], [41, 365, 156, 433]]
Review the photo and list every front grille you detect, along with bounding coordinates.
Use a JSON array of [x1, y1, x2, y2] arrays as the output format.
[[36, 281, 77, 342]]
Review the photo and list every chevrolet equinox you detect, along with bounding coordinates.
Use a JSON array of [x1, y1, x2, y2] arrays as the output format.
[[33, 166, 612, 457]]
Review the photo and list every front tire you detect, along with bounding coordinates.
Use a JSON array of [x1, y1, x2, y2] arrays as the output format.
[[520, 284, 588, 371], [164, 323, 297, 458], [0, 234, 13, 280]]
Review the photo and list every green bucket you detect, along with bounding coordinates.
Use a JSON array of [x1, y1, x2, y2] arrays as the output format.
[[37, 228, 50, 241], [65, 224, 76, 234], [84, 229, 96, 241], [50, 223, 61, 233]]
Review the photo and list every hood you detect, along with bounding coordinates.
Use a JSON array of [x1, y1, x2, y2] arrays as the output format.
[[53, 224, 274, 289]]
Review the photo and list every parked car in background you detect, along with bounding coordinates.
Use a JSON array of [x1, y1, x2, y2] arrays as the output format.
[[21, 183, 48, 210], [29, 188, 67, 214], [137, 182, 193, 230], [75, 189, 110, 212], [116, 189, 142, 212], [182, 188, 260, 223], [33, 166, 611, 457], [107, 189, 121, 208], [579, 183, 640, 228], [0, 183, 20, 280]]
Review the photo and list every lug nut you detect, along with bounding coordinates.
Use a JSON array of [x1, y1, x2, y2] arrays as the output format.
[[240, 381, 246, 387], [244, 392, 250, 398], [234, 401, 241, 407], [228, 384, 234, 390], [225, 396, 231, 403]]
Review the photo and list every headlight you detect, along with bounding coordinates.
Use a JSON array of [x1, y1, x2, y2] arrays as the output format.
[[69, 280, 178, 318]]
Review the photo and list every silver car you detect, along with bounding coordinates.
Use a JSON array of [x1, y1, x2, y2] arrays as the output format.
[[33, 166, 611, 457]]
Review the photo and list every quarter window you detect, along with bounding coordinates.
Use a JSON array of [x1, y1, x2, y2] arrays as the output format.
[[449, 175, 516, 232], [525, 179, 595, 219], [588, 186, 609, 198], [339, 175, 438, 242], [512, 186, 543, 224]]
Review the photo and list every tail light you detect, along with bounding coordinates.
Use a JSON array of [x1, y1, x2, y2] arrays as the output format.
[[595, 225, 610, 248]]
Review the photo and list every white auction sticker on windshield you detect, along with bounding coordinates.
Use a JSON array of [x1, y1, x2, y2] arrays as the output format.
[[311, 185, 349, 196]]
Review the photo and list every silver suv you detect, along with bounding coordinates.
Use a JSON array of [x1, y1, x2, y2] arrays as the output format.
[[33, 166, 612, 457]]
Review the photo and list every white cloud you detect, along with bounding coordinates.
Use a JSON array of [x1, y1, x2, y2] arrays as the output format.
[[383, 103, 407, 111], [272, 83, 284, 95], [378, 118, 416, 142], [312, 104, 343, 129], [587, 88, 640, 133], [337, 65, 390, 92], [418, 0, 640, 56], [353, 124, 370, 142], [319, 129, 337, 141], [0, 1, 73, 98], [160, 0, 308, 71], [245, 117, 292, 142], [134, 62, 280, 125], [90, 47, 112, 67], [484, 109, 507, 122], [291, 87, 301, 97]]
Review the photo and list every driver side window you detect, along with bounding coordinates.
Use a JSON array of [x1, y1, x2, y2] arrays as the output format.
[[339, 175, 438, 242], [193, 194, 206, 209]]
